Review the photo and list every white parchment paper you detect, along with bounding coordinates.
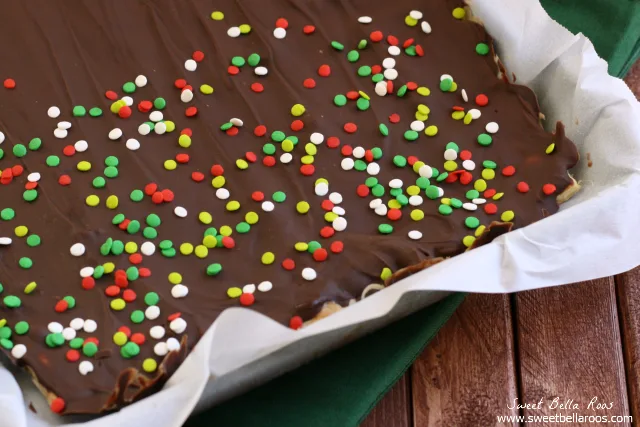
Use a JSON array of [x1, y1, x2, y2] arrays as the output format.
[[2, 0, 640, 425]]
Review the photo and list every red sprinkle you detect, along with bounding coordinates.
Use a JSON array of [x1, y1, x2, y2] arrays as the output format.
[[318, 65, 331, 77], [151, 192, 164, 204], [445, 173, 459, 183], [81, 277, 95, 290], [54, 300, 69, 313], [161, 189, 174, 202], [138, 267, 151, 277], [222, 236, 235, 249], [12, 165, 23, 176], [176, 153, 190, 164], [403, 38, 415, 48], [313, 248, 328, 262], [84, 337, 99, 346], [174, 79, 187, 89], [321, 200, 334, 211], [407, 156, 418, 166], [290, 119, 304, 131], [415, 45, 424, 57], [386, 80, 394, 94], [191, 171, 205, 182], [389, 113, 400, 123], [251, 82, 264, 93], [289, 316, 303, 330], [263, 156, 276, 167], [180, 128, 193, 137], [167, 312, 182, 322], [330, 241, 344, 254], [459, 150, 472, 161], [346, 91, 359, 100], [118, 106, 132, 119], [387, 35, 399, 46], [460, 171, 473, 185], [66, 350, 80, 362], [105, 90, 118, 100], [252, 191, 265, 202], [130, 333, 145, 345], [484, 203, 498, 215], [303, 78, 316, 88], [185, 106, 198, 117], [138, 100, 152, 113], [227, 66, 240, 75], [406, 81, 418, 90], [21, 181, 36, 190], [50, 398, 66, 414], [475, 94, 489, 106], [118, 326, 132, 337], [129, 253, 143, 265], [300, 164, 315, 176], [226, 126, 239, 136], [516, 182, 530, 193], [343, 122, 357, 133], [123, 289, 137, 302], [105, 286, 120, 297], [542, 183, 557, 195], [210, 164, 224, 176], [282, 258, 296, 270], [364, 150, 374, 162], [303, 25, 316, 34], [341, 145, 353, 156], [144, 183, 158, 195], [118, 219, 130, 231], [452, 106, 465, 111], [370, 31, 383, 42], [246, 152, 257, 163], [239, 293, 255, 306], [356, 184, 370, 197], [183, 85, 193, 92], [320, 226, 335, 238], [387, 209, 402, 221], [484, 189, 497, 198], [275, 18, 289, 29], [371, 65, 382, 75], [192, 50, 205, 62], [326, 136, 340, 149], [62, 145, 76, 156], [502, 165, 516, 176], [254, 125, 267, 136]]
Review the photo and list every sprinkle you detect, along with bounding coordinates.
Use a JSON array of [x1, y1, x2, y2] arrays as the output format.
[[477, 133, 492, 146], [273, 27, 287, 39], [47, 106, 61, 118], [302, 267, 317, 281], [542, 183, 557, 195], [486, 122, 499, 133], [318, 65, 331, 77], [452, 7, 466, 19], [476, 43, 490, 56], [358, 16, 372, 24], [516, 182, 530, 193], [174, 206, 188, 217], [545, 143, 555, 154], [501, 210, 515, 222], [108, 128, 123, 140], [11, 344, 27, 359]]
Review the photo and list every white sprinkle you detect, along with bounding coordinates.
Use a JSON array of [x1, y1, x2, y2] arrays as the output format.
[[135, 75, 148, 87], [444, 148, 458, 161], [280, 152, 293, 163], [352, 146, 365, 158], [27, 172, 40, 182], [154, 121, 167, 134], [358, 16, 372, 24], [375, 81, 387, 97], [74, 140, 88, 152], [462, 160, 476, 170], [215, 188, 230, 200], [70, 243, 85, 257], [421, 21, 432, 34], [419, 165, 433, 178], [382, 58, 396, 69], [463, 202, 478, 211], [174, 206, 188, 218], [150, 326, 166, 340], [389, 178, 403, 188], [388, 46, 401, 56], [83, 319, 98, 333], [57, 121, 72, 130], [369, 199, 382, 209], [461, 89, 468, 102], [185, 59, 197, 71], [0, 237, 12, 245], [53, 128, 68, 139], [79, 266, 94, 278], [329, 192, 343, 204], [302, 267, 317, 281], [409, 195, 424, 206], [437, 187, 444, 197], [410, 120, 425, 132], [170, 318, 187, 334], [366, 162, 380, 176], [230, 118, 244, 127], [138, 123, 151, 136], [258, 281, 273, 292], [243, 284, 256, 294], [440, 74, 453, 82], [313, 182, 329, 197], [149, 111, 163, 122], [262, 201, 275, 212], [227, 26, 241, 38], [341, 158, 354, 171], [255, 66, 268, 76], [171, 284, 189, 299], [48, 322, 64, 334], [273, 27, 287, 39], [47, 106, 61, 118], [121, 96, 133, 107], [79, 361, 94, 376], [332, 206, 346, 216], [145, 305, 160, 320], [384, 68, 398, 80], [126, 138, 140, 151], [108, 128, 123, 140], [472, 198, 487, 205], [310, 132, 324, 145], [410, 10, 423, 19], [0, 132, 4, 144], [62, 327, 76, 341], [141, 241, 156, 256], [11, 344, 27, 359], [69, 318, 85, 331], [333, 217, 347, 231], [374, 204, 388, 216], [154, 342, 169, 357], [408, 230, 423, 240], [469, 109, 481, 119], [166, 337, 181, 351], [180, 89, 194, 103], [486, 122, 499, 133]]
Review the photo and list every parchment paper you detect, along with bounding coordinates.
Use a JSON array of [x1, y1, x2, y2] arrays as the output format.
[[2, 0, 640, 425]]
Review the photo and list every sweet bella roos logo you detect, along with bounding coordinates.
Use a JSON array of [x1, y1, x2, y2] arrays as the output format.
[[507, 397, 615, 411]]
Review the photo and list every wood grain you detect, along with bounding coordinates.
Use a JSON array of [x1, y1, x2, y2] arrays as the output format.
[[616, 268, 640, 424], [361, 373, 412, 427], [410, 294, 518, 427], [515, 279, 630, 425]]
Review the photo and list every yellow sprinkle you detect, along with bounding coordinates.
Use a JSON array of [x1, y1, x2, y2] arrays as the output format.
[[77, 161, 92, 172], [245, 212, 259, 224], [294, 242, 308, 252], [211, 176, 226, 188], [301, 155, 314, 165], [143, 358, 158, 373], [424, 125, 438, 136], [168, 272, 182, 284], [474, 225, 487, 237], [449, 82, 458, 92], [296, 201, 310, 214], [180, 243, 193, 255], [417, 104, 430, 115], [443, 160, 457, 172], [220, 225, 233, 236], [380, 267, 392, 281], [410, 209, 424, 221], [124, 242, 138, 254], [388, 200, 402, 209], [291, 104, 306, 117], [324, 212, 338, 222], [452, 7, 466, 19], [110, 100, 126, 114], [164, 121, 176, 132], [451, 111, 465, 120], [282, 139, 294, 152], [415, 111, 429, 121], [406, 185, 420, 196], [211, 11, 224, 20], [0, 319, 5, 328], [481, 169, 496, 180], [106, 195, 119, 209], [194, 245, 208, 258], [236, 159, 249, 169], [358, 90, 370, 100], [493, 192, 504, 200], [226, 200, 241, 211], [24, 281, 37, 294], [178, 134, 192, 148], [227, 287, 242, 298], [545, 143, 555, 154], [200, 84, 214, 94], [103, 262, 115, 274], [239, 24, 252, 34], [261, 252, 275, 265], [474, 179, 487, 192], [113, 332, 128, 346], [462, 235, 476, 247], [441, 198, 451, 205], [404, 15, 418, 26], [202, 235, 217, 249], [315, 178, 328, 186], [86, 195, 100, 207], [304, 143, 317, 156], [412, 161, 425, 173], [164, 159, 177, 170], [110, 298, 126, 311], [501, 210, 515, 222], [416, 87, 430, 96], [463, 112, 473, 125], [14, 226, 28, 237], [199, 212, 213, 224]]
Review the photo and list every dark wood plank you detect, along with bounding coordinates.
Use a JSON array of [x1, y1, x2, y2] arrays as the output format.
[[411, 294, 518, 426], [515, 279, 630, 425], [616, 268, 640, 424], [361, 373, 411, 427]]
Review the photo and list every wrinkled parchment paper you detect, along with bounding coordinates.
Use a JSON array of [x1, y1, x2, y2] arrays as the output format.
[[3, 0, 640, 425]]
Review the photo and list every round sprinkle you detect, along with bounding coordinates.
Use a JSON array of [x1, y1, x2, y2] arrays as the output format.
[[476, 43, 490, 55], [47, 106, 61, 118], [501, 210, 515, 222], [486, 122, 499, 133], [452, 7, 466, 19], [477, 134, 493, 146], [302, 267, 317, 281]]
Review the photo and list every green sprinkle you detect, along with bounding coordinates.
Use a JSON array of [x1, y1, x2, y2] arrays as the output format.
[[220, 122, 233, 131], [144, 121, 155, 131], [378, 224, 393, 234], [83, 342, 98, 357], [482, 160, 497, 169], [159, 240, 173, 250], [206, 263, 223, 276], [104, 166, 118, 178], [141, 227, 157, 239], [122, 82, 136, 93], [72, 106, 87, 117], [389, 188, 402, 197], [1, 208, 15, 221], [466, 190, 480, 199], [63, 296, 76, 308], [439, 204, 453, 215], [28, 138, 42, 151], [18, 257, 32, 269], [354, 159, 367, 171], [262, 143, 276, 155], [146, 213, 161, 227], [130, 189, 144, 202], [436, 172, 448, 182], [112, 214, 125, 225], [287, 135, 299, 145], [396, 194, 409, 206], [0, 327, 11, 339], [365, 177, 378, 187], [404, 130, 419, 141], [347, 50, 360, 62], [333, 94, 347, 106], [272, 191, 286, 203], [13, 144, 27, 157], [126, 266, 139, 281], [331, 41, 344, 51], [130, 310, 145, 324], [450, 198, 463, 208], [393, 155, 407, 167], [93, 265, 105, 279], [465, 217, 480, 229], [69, 337, 84, 349], [231, 56, 246, 67], [204, 227, 218, 237], [111, 240, 124, 255], [92, 177, 106, 188], [416, 177, 430, 189], [144, 292, 160, 306], [397, 85, 408, 97], [307, 241, 321, 253], [356, 98, 370, 111], [89, 107, 103, 117], [476, 43, 490, 55], [379, 123, 389, 136], [440, 78, 453, 92], [0, 149, 3, 159], [100, 238, 113, 255], [46, 155, 60, 167], [271, 131, 286, 142], [126, 220, 141, 234], [14, 321, 29, 335], [358, 39, 368, 49], [0, 283, 3, 293], [357, 66, 372, 77], [105, 156, 119, 167], [425, 186, 440, 199], [445, 142, 459, 153], [153, 97, 166, 109], [236, 222, 251, 233], [0, 338, 13, 350], [405, 46, 417, 56], [371, 184, 385, 197], [371, 73, 384, 83], [121, 342, 140, 358], [23, 189, 38, 202], [371, 147, 383, 160], [247, 53, 261, 66], [477, 133, 493, 146]]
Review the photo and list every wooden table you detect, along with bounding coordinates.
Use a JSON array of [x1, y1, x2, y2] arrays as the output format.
[[361, 62, 640, 427]]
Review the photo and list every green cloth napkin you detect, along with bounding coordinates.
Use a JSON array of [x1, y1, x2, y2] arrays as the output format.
[[186, 3, 640, 426]]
